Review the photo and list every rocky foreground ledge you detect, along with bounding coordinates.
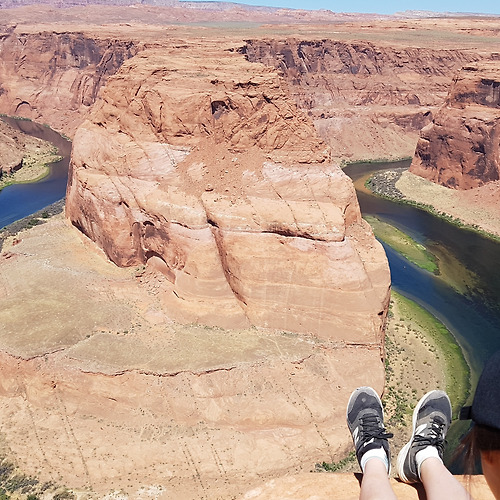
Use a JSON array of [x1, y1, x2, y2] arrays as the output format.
[[2, 13, 500, 498], [0, 213, 493, 498], [242, 472, 494, 499]]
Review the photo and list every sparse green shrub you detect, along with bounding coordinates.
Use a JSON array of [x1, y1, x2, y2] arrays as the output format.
[[26, 218, 41, 228], [316, 451, 356, 472]]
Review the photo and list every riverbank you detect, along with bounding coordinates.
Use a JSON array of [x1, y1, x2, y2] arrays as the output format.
[[0, 143, 61, 191], [369, 167, 500, 240], [364, 215, 438, 273], [0, 198, 65, 251]]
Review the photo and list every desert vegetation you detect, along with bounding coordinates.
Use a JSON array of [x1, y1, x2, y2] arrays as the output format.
[[364, 215, 439, 274]]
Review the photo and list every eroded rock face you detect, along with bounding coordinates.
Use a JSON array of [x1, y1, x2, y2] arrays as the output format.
[[0, 118, 53, 176], [410, 62, 500, 189], [0, 29, 137, 135], [66, 41, 390, 342], [243, 39, 480, 161]]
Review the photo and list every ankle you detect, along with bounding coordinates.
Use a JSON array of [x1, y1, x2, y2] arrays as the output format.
[[416, 448, 442, 478], [361, 448, 390, 474]]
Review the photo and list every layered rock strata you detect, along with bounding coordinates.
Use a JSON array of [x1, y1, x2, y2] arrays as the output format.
[[2, 15, 499, 498], [0, 119, 24, 174], [0, 29, 137, 135], [0, 24, 487, 159], [243, 40, 481, 161], [66, 41, 390, 343], [411, 62, 500, 189]]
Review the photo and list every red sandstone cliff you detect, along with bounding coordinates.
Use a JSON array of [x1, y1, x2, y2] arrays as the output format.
[[0, 30, 395, 497], [66, 42, 390, 342], [0, 118, 55, 177], [0, 120, 24, 174], [410, 62, 500, 189], [243, 39, 481, 161], [0, 20, 492, 362], [0, 28, 137, 135]]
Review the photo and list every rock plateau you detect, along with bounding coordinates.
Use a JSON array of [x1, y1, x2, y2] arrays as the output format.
[[0, 214, 386, 499], [66, 41, 390, 341]]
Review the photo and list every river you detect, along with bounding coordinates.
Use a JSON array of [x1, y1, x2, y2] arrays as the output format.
[[0, 117, 71, 229], [345, 160, 500, 377]]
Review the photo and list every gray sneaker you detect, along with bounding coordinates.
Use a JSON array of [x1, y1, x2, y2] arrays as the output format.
[[397, 390, 452, 483], [346, 387, 393, 472]]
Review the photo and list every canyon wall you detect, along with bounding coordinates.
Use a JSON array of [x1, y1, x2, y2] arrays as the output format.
[[66, 41, 390, 342], [0, 28, 138, 135], [410, 62, 500, 189], [244, 39, 481, 161], [0, 26, 486, 160], [0, 119, 56, 177]]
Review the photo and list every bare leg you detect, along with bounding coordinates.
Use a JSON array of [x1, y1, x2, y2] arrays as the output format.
[[420, 458, 473, 500], [359, 459, 397, 500]]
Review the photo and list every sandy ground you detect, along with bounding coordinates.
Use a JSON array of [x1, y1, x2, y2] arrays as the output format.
[[396, 170, 500, 239]]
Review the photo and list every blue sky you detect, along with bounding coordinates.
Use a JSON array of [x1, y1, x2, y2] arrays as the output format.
[[190, 0, 500, 15]]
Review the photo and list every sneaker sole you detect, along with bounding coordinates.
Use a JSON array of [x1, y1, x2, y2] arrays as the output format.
[[396, 390, 449, 483]]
